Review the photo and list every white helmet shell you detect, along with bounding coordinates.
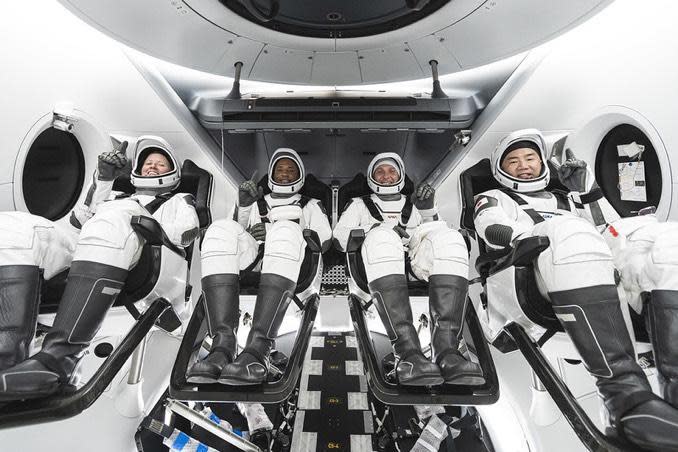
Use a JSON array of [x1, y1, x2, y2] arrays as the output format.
[[491, 129, 550, 193], [268, 148, 305, 195], [367, 152, 405, 195], [130, 136, 181, 190]]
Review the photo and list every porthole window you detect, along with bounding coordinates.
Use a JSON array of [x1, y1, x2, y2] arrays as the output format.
[[595, 124, 661, 218], [22, 127, 85, 220]]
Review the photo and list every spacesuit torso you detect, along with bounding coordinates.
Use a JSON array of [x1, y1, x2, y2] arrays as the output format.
[[234, 192, 332, 245], [333, 193, 427, 251]]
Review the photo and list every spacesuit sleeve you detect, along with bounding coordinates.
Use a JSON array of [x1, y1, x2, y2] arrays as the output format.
[[571, 188, 621, 231], [473, 191, 531, 248], [69, 171, 116, 229], [156, 194, 200, 248], [333, 199, 371, 252], [305, 200, 333, 251]]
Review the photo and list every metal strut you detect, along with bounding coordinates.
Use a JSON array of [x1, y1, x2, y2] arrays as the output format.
[[226, 61, 244, 100], [429, 60, 448, 99]]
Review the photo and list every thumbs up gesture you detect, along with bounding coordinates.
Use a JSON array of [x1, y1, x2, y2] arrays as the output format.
[[239, 171, 264, 207]]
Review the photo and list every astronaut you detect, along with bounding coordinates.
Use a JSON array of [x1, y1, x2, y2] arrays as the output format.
[[334, 153, 484, 386], [473, 129, 678, 451], [187, 148, 331, 385], [0, 136, 199, 399]]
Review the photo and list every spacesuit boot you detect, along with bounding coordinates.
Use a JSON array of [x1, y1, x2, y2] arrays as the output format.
[[0, 261, 126, 400], [218, 274, 295, 386], [428, 275, 484, 385], [369, 274, 443, 386], [646, 290, 678, 408], [550, 285, 678, 451], [0, 265, 41, 371], [186, 274, 240, 384]]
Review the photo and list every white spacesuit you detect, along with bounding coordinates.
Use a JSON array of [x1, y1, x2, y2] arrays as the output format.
[[0, 136, 199, 399], [187, 148, 331, 386], [334, 153, 483, 386], [474, 129, 678, 451]]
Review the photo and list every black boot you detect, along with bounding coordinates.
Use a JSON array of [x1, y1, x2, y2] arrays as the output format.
[[0, 261, 127, 400], [186, 274, 240, 384], [646, 290, 678, 407], [429, 275, 485, 385], [219, 274, 295, 385], [550, 285, 678, 451], [369, 274, 443, 386], [0, 265, 41, 370]]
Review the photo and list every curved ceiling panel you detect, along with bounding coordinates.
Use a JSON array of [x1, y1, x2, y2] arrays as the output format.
[[58, 0, 613, 85]]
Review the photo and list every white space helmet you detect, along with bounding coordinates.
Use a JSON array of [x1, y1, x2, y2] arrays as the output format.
[[367, 152, 405, 195], [130, 136, 181, 190], [491, 129, 549, 193], [268, 148, 305, 194]]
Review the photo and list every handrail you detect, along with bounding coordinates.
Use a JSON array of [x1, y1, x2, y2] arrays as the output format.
[[0, 298, 170, 429]]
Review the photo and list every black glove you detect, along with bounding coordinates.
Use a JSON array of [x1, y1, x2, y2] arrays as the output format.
[[239, 171, 263, 207], [552, 148, 589, 193], [97, 141, 129, 181], [248, 222, 266, 242], [412, 183, 435, 210]]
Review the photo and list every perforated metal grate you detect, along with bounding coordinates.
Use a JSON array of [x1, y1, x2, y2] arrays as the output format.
[[321, 264, 349, 295]]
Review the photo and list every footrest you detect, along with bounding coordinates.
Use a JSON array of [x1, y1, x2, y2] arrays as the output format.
[[169, 294, 319, 403], [348, 295, 499, 406]]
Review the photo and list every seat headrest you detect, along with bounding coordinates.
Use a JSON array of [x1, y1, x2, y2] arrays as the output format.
[[459, 158, 568, 232], [257, 173, 332, 220], [112, 159, 213, 229], [337, 173, 415, 215]]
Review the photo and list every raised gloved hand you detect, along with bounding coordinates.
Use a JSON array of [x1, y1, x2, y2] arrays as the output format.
[[97, 141, 129, 181], [551, 148, 589, 193], [248, 222, 266, 242], [412, 183, 435, 210], [239, 171, 263, 207]]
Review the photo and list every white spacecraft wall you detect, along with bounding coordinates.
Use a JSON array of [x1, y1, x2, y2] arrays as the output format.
[[436, 0, 678, 225], [0, 1, 238, 226]]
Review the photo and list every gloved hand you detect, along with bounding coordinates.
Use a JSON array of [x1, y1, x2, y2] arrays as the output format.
[[412, 183, 435, 210], [393, 224, 410, 239], [551, 148, 589, 193], [97, 141, 129, 181], [248, 222, 266, 242], [369, 222, 410, 239], [239, 171, 263, 207]]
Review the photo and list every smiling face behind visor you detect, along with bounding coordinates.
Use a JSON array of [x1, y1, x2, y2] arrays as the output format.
[[130, 136, 181, 190], [268, 148, 305, 195], [491, 129, 550, 193], [367, 152, 405, 195]]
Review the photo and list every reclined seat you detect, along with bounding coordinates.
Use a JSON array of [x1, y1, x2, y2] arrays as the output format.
[[338, 173, 498, 406], [0, 159, 214, 428], [459, 158, 645, 451], [170, 173, 330, 403]]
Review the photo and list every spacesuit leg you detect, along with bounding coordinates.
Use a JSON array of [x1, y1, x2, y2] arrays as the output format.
[[219, 220, 305, 385], [363, 225, 443, 386], [0, 203, 147, 399], [187, 219, 259, 383], [0, 212, 77, 371], [636, 222, 678, 407], [533, 216, 678, 451], [410, 223, 484, 384]]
